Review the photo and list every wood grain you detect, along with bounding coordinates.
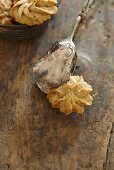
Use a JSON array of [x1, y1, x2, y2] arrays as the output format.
[[0, 0, 114, 170]]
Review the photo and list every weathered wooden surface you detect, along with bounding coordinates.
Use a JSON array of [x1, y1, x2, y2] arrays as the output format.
[[0, 0, 114, 170]]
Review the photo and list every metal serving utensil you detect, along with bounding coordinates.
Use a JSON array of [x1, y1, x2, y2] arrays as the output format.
[[33, 0, 96, 94]]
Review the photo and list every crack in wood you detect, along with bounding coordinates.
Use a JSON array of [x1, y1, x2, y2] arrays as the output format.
[[103, 122, 114, 170], [102, 2, 113, 169]]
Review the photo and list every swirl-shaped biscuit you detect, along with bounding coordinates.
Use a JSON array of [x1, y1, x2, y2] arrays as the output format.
[[0, 0, 13, 24], [10, 0, 58, 25], [47, 76, 93, 115]]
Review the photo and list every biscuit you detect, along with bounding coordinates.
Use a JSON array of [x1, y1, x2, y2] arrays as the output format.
[[10, 0, 57, 25], [0, 0, 13, 24], [47, 76, 93, 115]]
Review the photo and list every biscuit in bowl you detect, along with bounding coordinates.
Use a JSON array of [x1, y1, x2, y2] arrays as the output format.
[[0, 0, 13, 24], [10, 0, 58, 26]]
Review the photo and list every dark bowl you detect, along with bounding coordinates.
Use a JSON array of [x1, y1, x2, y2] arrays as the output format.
[[0, 0, 61, 39]]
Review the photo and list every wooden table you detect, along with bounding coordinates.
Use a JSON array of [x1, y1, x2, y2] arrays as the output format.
[[0, 0, 114, 170]]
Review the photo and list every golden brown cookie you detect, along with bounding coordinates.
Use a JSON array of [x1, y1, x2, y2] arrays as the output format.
[[10, 0, 58, 25], [0, 0, 13, 24], [47, 76, 93, 115], [36, 0, 57, 6]]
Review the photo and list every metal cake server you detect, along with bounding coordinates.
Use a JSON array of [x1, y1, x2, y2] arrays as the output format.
[[33, 0, 96, 94]]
